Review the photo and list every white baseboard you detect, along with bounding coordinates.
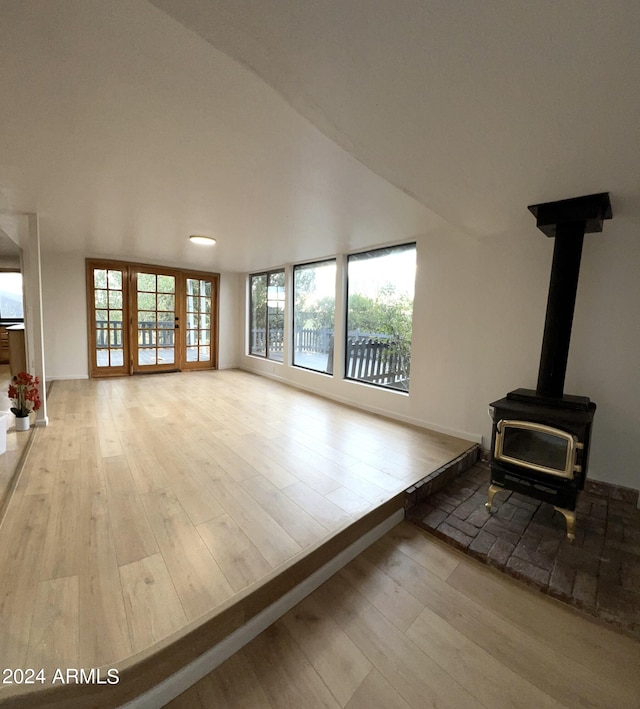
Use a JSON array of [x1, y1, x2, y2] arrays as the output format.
[[122, 507, 405, 709]]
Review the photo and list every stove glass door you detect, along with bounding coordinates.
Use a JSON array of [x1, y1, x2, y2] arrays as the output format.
[[495, 420, 581, 478]]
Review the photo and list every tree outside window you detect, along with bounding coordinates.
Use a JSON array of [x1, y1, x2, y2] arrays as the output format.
[[249, 270, 285, 361], [293, 260, 336, 374], [346, 244, 416, 391]]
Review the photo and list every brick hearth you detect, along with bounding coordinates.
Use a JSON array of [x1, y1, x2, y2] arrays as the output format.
[[407, 461, 640, 639]]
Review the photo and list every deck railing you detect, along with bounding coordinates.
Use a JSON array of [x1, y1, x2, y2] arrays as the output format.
[[249, 327, 410, 389], [96, 321, 175, 347], [345, 336, 410, 390]]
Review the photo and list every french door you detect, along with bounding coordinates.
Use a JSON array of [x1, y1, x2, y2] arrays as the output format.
[[86, 260, 218, 377], [131, 266, 178, 373]]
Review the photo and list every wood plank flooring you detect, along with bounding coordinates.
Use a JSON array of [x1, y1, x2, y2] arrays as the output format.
[[168, 522, 640, 709], [0, 369, 473, 696]]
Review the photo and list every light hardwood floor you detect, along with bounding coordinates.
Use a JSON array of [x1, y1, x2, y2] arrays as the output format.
[[0, 369, 473, 701], [168, 521, 640, 709]]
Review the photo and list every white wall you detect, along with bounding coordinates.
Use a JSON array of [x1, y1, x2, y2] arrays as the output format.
[[564, 223, 640, 491], [41, 250, 89, 379], [40, 251, 241, 379], [239, 221, 640, 491], [218, 272, 241, 369], [0, 257, 20, 269]]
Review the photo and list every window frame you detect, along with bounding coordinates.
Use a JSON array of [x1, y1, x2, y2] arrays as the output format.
[[345, 242, 416, 393], [292, 258, 337, 375], [248, 268, 285, 362]]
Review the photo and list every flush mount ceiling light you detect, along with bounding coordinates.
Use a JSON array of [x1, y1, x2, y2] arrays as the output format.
[[189, 235, 217, 246]]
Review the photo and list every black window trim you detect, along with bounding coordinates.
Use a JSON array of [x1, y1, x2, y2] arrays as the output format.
[[248, 268, 285, 361], [292, 258, 337, 376], [344, 242, 416, 393]]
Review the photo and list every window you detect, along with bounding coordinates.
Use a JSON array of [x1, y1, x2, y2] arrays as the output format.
[[346, 243, 416, 391], [249, 270, 285, 361], [293, 260, 336, 374], [0, 271, 24, 319]]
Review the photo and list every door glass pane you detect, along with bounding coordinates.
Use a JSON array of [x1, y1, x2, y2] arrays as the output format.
[[139, 348, 157, 365], [108, 270, 122, 289], [94, 269, 107, 288], [187, 278, 199, 297], [157, 311, 173, 323], [108, 290, 123, 308], [138, 273, 156, 291], [202, 280, 211, 297], [157, 324, 173, 344], [157, 275, 175, 293], [138, 292, 156, 310], [187, 347, 198, 362], [187, 312, 197, 328], [110, 349, 124, 367], [138, 328, 153, 345], [95, 289, 108, 308], [159, 348, 175, 364], [157, 294, 175, 311], [138, 311, 155, 323], [199, 346, 210, 361]]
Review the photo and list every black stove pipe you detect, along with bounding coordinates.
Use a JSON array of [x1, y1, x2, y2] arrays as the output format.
[[528, 192, 612, 400], [536, 221, 585, 398]]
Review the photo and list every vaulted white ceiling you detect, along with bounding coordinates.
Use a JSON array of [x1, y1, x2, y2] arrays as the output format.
[[2, 0, 639, 271]]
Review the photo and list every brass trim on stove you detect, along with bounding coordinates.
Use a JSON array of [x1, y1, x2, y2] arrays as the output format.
[[485, 483, 503, 512], [495, 419, 582, 479], [554, 506, 577, 541]]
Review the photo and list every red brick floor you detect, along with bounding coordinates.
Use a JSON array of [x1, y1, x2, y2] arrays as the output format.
[[407, 461, 640, 640]]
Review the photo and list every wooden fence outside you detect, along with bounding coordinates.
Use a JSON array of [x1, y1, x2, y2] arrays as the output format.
[[344, 336, 410, 390], [250, 328, 409, 385]]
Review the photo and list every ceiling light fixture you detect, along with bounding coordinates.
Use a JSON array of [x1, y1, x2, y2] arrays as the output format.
[[189, 235, 217, 246]]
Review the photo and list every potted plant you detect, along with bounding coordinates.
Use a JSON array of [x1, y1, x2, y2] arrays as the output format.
[[8, 371, 41, 431]]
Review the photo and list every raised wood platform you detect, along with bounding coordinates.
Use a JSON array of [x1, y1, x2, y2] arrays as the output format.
[[0, 370, 475, 707]]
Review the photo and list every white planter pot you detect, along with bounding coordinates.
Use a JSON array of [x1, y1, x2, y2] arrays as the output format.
[[15, 416, 30, 432]]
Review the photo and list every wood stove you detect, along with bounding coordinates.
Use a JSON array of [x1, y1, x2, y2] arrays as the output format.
[[486, 193, 612, 540]]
